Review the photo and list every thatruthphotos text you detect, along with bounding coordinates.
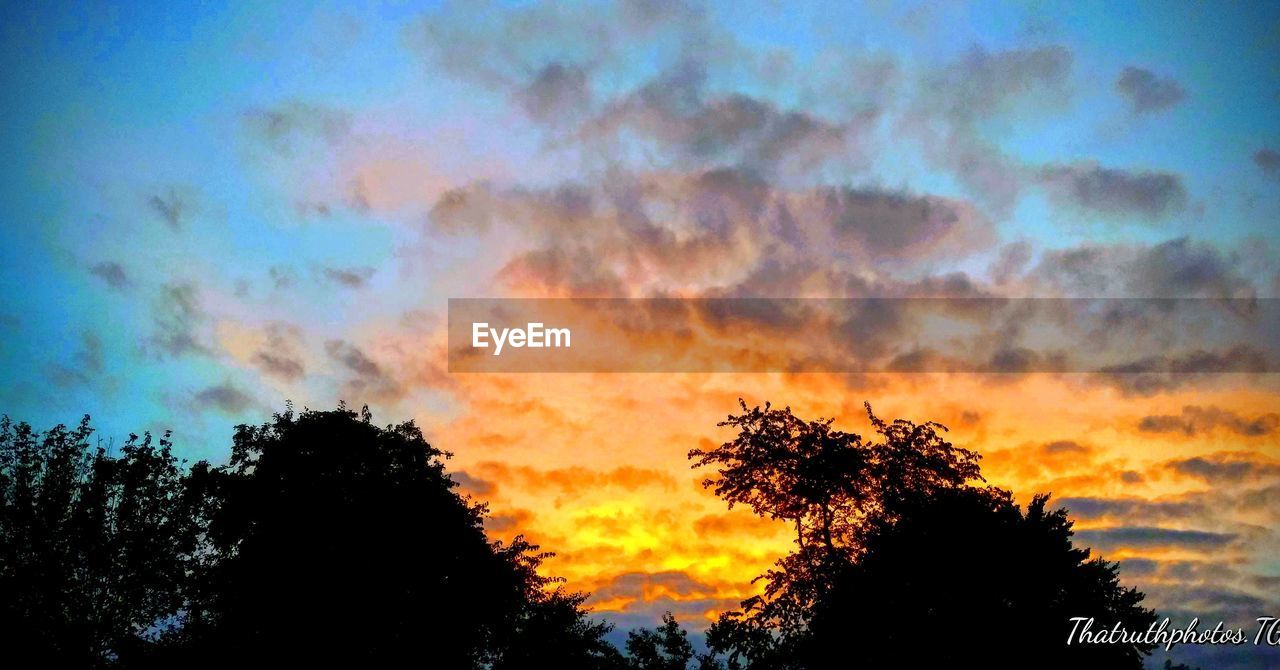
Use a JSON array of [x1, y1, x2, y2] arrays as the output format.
[[1067, 616, 1280, 650]]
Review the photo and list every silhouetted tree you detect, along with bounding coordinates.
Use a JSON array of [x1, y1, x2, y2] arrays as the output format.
[[693, 401, 1156, 669], [690, 401, 981, 641], [4, 406, 629, 669], [626, 612, 696, 670], [172, 403, 622, 669], [0, 416, 203, 667], [802, 487, 1154, 668]]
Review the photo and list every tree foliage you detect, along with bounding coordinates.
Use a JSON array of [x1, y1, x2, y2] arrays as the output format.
[[692, 400, 1156, 669], [4, 400, 1169, 669], [689, 400, 982, 638], [627, 612, 697, 670], [1, 407, 625, 669], [0, 416, 202, 667]]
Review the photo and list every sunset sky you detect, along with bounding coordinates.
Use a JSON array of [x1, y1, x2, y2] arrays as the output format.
[[2, 1, 1279, 667]]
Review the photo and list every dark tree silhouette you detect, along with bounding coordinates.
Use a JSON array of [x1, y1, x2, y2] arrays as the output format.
[[3, 406, 629, 669], [689, 400, 982, 641], [0, 416, 203, 668], [802, 487, 1154, 668], [174, 403, 622, 669], [4, 400, 1165, 670], [692, 401, 1156, 669], [626, 612, 697, 670]]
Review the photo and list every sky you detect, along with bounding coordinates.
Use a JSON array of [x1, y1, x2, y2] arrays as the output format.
[[2, 1, 1279, 667]]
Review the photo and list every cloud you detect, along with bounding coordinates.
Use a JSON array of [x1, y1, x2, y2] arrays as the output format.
[[692, 511, 784, 538], [431, 169, 994, 301], [1115, 66, 1186, 114], [485, 508, 534, 535], [1042, 440, 1090, 456], [930, 45, 1073, 122], [325, 339, 400, 401], [89, 261, 129, 290], [811, 186, 993, 259], [49, 331, 105, 388], [148, 189, 187, 230], [268, 265, 297, 290], [320, 266, 375, 289], [251, 323, 306, 381], [243, 101, 351, 156], [591, 570, 719, 604], [988, 241, 1032, 285], [906, 45, 1072, 210], [471, 461, 677, 497], [147, 282, 212, 358], [194, 383, 255, 414], [518, 62, 592, 124], [1058, 496, 1205, 523], [450, 470, 497, 497], [1073, 526, 1236, 552], [1038, 163, 1186, 219], [1255, 148, 1280, 176], [581, 59, 859, 174], [1166, 453, 1280, 484], [1033, 237, 1255, 298], [1097, 345, 1271, 395], [1138, 405, 1279, 437]]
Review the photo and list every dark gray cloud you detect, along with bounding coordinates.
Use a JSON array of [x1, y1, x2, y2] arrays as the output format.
[[988, 241, 1031, 285], [1058, 496, 1205, 522], [518, 62, 592, 124], [1167, 454, 1280, 484], [1033, 237, 1254, 298], [450, 470, 496, 496], [1039, 163, 1186, 219], [431, 170, 993, 300], [49, 331, 105, 388], [251, 323, 306, 381], [325, 339, 399, 400], [243, 101, 351, 156], [268, 265, 297, 290], [194, 383, 255, 414], [1073, 526, 1236, 552], [1115, 66, 1186, 114], [1255, 148, 1280, 176], [321, 266, 375, 289], [1139, 405, 1279, 437], [1042, 440, 1089, 456], [1097, 345, 1271, 396], [937, 45, 1073, 120], [592, 570, 717, 603], [815, 186, 991, 259], [148, 282, 212, 358], [583, 59, 857, 173], [148, 190, 186, 230], [89, 261, 129, 290]]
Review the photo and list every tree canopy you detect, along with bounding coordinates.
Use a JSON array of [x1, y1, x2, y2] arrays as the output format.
[[692, 400, 1156, 670], [3, 400, 1172, 669], [2, 406, 624, 669]]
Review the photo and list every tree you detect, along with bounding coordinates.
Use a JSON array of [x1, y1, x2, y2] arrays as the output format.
[[689, 401, 981, 641], [3, 406, 630, 669], [173, 403, 623, 669], [627, 612, 696, 670], [692, 401, 1155, 669], [802, 487, 1155, 668], [0, 416, 203, 667]]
